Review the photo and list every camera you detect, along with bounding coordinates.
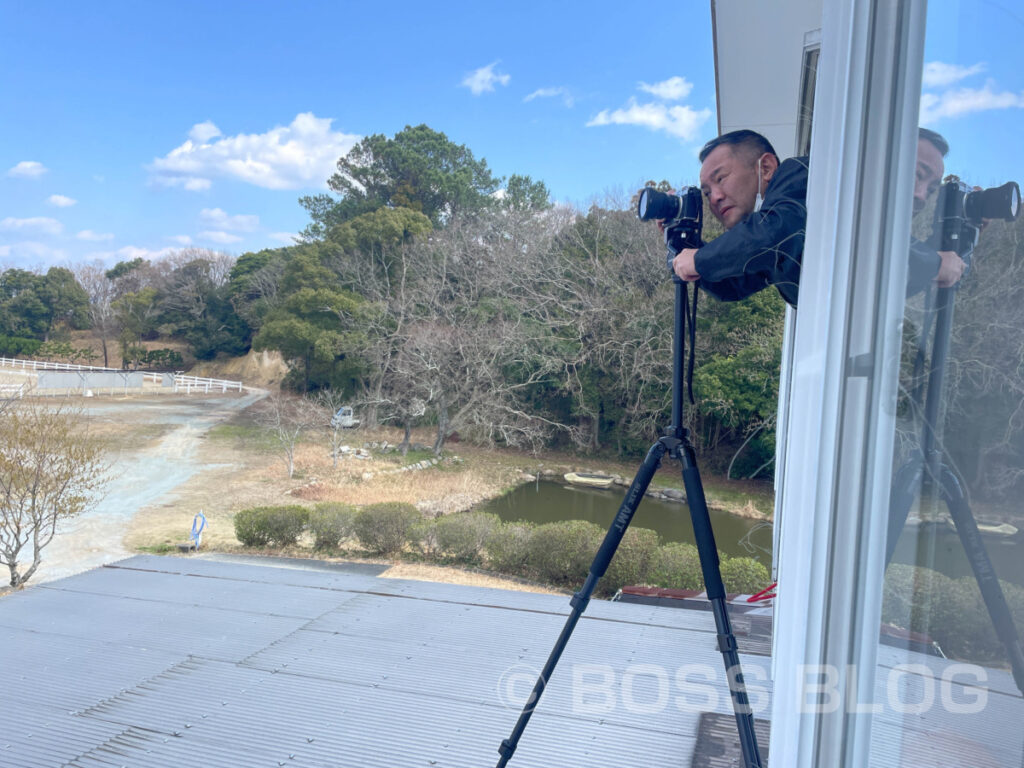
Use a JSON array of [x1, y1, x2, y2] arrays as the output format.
[[636, 187, 704, 270], [934, 179, 1020, 254]]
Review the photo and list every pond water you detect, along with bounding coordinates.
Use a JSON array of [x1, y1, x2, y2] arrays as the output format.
[[478, 480, 773, 565], [479, 480, 1024, 587]]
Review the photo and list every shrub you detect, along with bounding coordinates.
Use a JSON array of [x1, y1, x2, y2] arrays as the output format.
[[883, 564, 1024, 663], [526, 520, 604, 584], [353, 502, 421, 555], [485, 521, 535, 574], [649, 542, 704, 591], [0, 335, 42, 357], [410, 518, 441, 558], [233, 505, 309, 547], [719, 556, 771, 594], [308, 503, 355, 550], [601, 528, 660, 594], [435, 511, 500, 562]]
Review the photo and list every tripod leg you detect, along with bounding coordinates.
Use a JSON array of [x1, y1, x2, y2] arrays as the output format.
[[676, 441, 764, 768], [940, 467, 1024, 696], [886, 454, 924, 565], [494, 441, 667, 768]]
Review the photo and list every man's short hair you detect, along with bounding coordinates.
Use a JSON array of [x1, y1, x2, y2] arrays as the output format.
[[699, 129, 779, 164], [918, 127, 948, 157]]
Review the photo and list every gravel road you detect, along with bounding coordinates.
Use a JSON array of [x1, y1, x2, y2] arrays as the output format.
[[33, 393, 265, 584]]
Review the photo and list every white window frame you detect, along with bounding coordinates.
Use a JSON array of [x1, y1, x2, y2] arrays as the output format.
[[770, 0, 928, 765]]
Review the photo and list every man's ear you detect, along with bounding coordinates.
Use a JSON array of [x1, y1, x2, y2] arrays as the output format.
[[759, 153, 780, 184]]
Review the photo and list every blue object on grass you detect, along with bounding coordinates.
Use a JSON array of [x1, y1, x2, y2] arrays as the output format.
[[190, 512, 207, 550]]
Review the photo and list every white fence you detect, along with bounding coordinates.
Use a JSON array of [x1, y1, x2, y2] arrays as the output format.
[[173, 374, 244, 394], [0, 357, 243, 396]]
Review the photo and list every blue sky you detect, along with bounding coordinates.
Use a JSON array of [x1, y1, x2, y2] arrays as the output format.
[[1, 0, 1022, 270]]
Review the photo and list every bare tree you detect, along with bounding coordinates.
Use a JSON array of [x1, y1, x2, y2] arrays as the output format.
[[0, 399, 107, 587], [74, 261, 117, 367], [253, 392, 326, 478]]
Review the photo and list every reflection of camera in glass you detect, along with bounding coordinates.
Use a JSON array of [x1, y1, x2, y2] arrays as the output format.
[[636, 187, 705, 269], [935, 180, 1021, 254]]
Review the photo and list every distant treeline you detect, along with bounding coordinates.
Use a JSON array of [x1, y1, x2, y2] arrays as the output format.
[[0, 127, 783, 475]]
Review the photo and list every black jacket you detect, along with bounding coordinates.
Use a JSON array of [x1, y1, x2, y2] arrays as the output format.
[[694, 156, 808, 306]]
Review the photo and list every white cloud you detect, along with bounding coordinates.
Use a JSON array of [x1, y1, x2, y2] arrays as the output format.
[[920, 81, 1024, 123], [86, 245, 177, 262], [168, 235, 193, 245], [524, 86, 574, 107], [6, 161, 48, 178], [77, 230, 115, 241], [200, 230, 243, 244], [269, 232, 299, 244], [461, 62, 510, 96], [638, 76, 693, 101], [47, 194, 77, 207], [0, 241, 68, 263], [150, 112, 360, 191], [154, 175, 213, 191], [189, 120, 222, 142], [0, 216, 63, 235], [587, 99, 712, 141], [922, 61, 985, 88], [199, 207, 259, 231]]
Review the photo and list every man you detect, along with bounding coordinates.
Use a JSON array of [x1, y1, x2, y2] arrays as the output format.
[[672, 129, 806, 306], [672, 128, 964, 305], [907, 127, 966, 294]]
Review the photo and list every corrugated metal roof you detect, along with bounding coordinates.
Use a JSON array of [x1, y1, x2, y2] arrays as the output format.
[[3, 553, 1021, 767], [1, 554, 771, 767]]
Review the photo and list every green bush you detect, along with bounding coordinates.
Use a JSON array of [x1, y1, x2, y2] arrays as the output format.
[[485, 521, 535, 574], [308, 503, 355, 550], [353, 502, 421, 555], [410, 518, 441, 557], [883, 564, 1024, 663], [0, 335, 42, 357], [601, 528, 659, 594], [526, 520, 604, 584], [719, 556, 771, 594], [233, 505, 309, 547], [649, 542, 705, 591], [435, 511, 500, 562]]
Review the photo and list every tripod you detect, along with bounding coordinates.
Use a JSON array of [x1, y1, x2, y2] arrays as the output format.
[[493, 278, 764, 768], [885, 278, 1024, 697]]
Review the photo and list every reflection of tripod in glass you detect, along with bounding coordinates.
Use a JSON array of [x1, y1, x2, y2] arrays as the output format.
[[886, 274, 1024, 697], [492, 277, 764, 768]]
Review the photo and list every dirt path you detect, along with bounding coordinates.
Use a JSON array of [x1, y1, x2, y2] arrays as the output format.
[[35, 393, 265, 584]]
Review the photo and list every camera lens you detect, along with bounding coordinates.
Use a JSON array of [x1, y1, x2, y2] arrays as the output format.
[[964, 181, 1021, 222], [637, 188, 683, 221]]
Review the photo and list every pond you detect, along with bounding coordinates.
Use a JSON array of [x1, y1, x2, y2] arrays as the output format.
[[478, 480, 773, 565], [479, 480, 1024, 588]]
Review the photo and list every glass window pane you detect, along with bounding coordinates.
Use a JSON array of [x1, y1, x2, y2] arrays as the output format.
[[873, 2, 1024, 764]]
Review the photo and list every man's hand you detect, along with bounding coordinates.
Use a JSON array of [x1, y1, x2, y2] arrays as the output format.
[[935, 250, 966, 287], [673, 248, 701, 282]]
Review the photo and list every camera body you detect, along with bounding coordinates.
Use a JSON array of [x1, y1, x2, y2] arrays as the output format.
[[636, 186, 705, 271], [934, 180, 1020, 254]]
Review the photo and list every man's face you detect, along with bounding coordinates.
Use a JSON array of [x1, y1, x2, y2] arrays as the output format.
[[914, 138, 944, 215], [700, 144, 761, 230]]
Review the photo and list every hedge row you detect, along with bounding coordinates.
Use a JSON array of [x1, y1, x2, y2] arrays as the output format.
[[882, 563, 1024, 662], [232, 505, 772, 596], [0, 335, 42, 357]]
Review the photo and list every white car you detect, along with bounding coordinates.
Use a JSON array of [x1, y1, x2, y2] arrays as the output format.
[[330, 406, 360, 429]]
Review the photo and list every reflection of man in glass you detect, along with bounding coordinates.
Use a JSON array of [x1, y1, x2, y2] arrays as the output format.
[[907, 127, 966, 294]]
